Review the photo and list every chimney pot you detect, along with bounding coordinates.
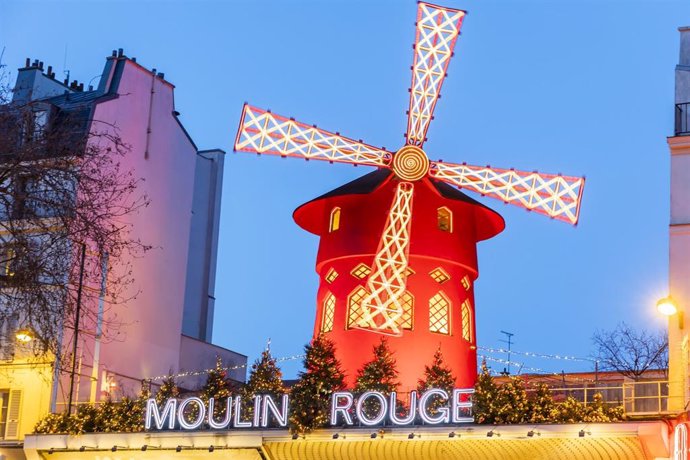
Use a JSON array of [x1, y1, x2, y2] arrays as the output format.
[[88, 85, 93, 91], [38, 61, 44, 70], [25, 58, 30, 67], [47, 65, 52, 75], [131, 57, 136, 62], [112, 50, 117, 57], [118, 48, 124, 57]]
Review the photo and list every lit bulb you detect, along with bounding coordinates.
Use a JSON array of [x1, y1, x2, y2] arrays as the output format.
[[15, 329, 32, 343], [657, 297, 678, 316]]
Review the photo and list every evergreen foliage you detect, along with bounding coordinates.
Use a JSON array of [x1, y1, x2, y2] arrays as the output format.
[[289, 335, 346, 433], [201, 357, 234, 420], [529, 383, 555, 423], [473, 360, 499, 424], [417, 347, 455, 415], [354, 338, 400, 419], [495, 377, 530, 424], [241, 348, 286, 423]]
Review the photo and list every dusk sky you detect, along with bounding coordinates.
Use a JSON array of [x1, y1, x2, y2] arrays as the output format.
[[2, 0, 688, 379]]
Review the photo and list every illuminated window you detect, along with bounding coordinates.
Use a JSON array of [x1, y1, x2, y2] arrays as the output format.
[[347, 286, 368, 329], [429, 292, 450, 335], [329, 207, 341, 232], [429, 267, 450, 284], [351, 263, 371, 279], [325, 268, 338, 284], [0, 247, 15, 280], [461, 300, 472, 342], [404, 266, 415, 277], [461, 275, 471, 291], [437, 207, 452, 232], [400, 291, 414, 330], [321, 293, 336, 333]]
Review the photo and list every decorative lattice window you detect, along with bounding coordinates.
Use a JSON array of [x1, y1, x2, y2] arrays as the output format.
[[429, 292, 450, 335], [461, 275, 471, 291], [404, 266, 415, 277], [329, 207, 341, 232], [429, 267, 450, 284], [325, 268, 338, 284], [347, 286, 368, 329], [437, 207, 452, 232], [321, 293, 336, 333], [400, 291, 414, 330], [351, 263, 371, 279], [461, 299, 472, 342]]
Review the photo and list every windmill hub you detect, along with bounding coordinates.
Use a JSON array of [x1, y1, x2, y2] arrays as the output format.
[[392, 145, 430, 182]]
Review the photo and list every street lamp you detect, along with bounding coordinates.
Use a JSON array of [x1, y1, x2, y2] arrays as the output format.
[[15, 328, 33, 343], [658, 296, 683, 329]]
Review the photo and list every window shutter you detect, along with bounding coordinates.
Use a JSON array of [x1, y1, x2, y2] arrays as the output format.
[[4, 389, 22, 439]]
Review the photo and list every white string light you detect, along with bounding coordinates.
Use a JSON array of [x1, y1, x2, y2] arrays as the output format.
[[478, 346, 597, 363], [148, 354, 306, 381]]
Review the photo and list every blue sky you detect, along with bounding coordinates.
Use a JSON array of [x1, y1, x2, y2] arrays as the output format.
[[2, 0, 688, 379]]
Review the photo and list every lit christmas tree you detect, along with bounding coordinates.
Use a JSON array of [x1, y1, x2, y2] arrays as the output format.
[[289, 335, 346, 433], [354, 337, 399, 419], [473, 359, 499, 424], [201, 356, 234, 420], [417, 347, 456, 415], [155, 373, 180, 405], [529, 383, 555, 423], [241, 348, 286, 423], [495, 376, 529, 424]]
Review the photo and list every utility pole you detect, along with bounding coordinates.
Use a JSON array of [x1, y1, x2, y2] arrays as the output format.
[[499, 330, 515, 375], [67, 242, 86, 416]]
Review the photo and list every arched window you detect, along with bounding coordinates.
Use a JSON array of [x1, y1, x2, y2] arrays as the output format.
[[329, 207, 341, 232], [347, 286, 368, 329], [437, 207, 452, 232], [461, 300, 473, 342], [429, 292, 451, 335], [321, 292, 336, 333]]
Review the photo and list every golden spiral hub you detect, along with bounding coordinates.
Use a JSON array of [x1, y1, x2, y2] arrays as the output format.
[[392, 145, 430, 181]]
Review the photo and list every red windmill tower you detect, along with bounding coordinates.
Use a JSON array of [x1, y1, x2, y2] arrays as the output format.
[[234, 2, 584, 391]]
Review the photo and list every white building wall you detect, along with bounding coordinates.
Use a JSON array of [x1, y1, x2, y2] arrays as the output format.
[[667, 27, 690, 412]]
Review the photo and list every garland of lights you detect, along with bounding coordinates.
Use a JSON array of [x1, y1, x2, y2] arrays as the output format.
[[478, 346, 596, 363], [148, 354, 306, 381], [148, 347, 596, 382]]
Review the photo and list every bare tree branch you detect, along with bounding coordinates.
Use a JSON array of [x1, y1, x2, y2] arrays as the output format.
[[592, 322, 668, 381]]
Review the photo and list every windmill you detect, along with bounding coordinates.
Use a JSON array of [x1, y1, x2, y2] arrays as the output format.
[[234, 2, 584, 389]]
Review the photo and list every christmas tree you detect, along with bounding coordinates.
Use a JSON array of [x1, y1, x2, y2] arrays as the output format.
[[354, 337, 399, 419], [417, 347, 456, 415], [241, 348, 286, 424], [529, 383, 555, 423], [495, 376, 530, 424], [289, 335, 346, 433], [201, 356, 234, 420], [473, 359, 499, 424], [155, 373, 180, 405]]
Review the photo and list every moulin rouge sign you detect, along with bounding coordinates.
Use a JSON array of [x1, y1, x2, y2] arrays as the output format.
[[145, 388, 474, 430]]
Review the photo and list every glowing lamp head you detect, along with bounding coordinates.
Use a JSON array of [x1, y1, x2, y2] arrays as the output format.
[[657, 296, 678, 316], [15, 329, 32, 343]]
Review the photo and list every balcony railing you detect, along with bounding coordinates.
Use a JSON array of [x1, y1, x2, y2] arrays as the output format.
[[676, 103, 690, 135], [542, 380, 674, 416]]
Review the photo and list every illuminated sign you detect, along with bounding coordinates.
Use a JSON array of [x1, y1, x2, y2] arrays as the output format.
[[145, 388, 474, 430]]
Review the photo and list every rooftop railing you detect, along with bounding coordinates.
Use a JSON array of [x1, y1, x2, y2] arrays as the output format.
[[676, 103, 690, 135]]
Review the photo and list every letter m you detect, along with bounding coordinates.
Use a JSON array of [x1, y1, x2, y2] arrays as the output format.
[[145, 398, 177, 430]]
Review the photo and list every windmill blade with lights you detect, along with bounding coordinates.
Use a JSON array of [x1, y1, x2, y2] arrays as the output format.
[[234, 2, 585, 386]]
